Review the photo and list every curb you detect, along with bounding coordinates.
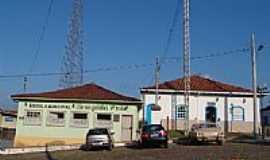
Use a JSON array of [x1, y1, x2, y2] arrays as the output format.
[[0, 142, 129, 155]]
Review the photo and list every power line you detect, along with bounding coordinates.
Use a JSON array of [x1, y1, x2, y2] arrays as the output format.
[[160, 0, 181, 67], [0, 47, 253, 79], [0, 63, 154, 79], [164, 47, 250, 62], [145, 0, 181, 87], [29, 0, 55, 73]]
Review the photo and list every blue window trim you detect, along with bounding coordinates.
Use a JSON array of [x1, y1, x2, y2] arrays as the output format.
[[231, 106, 245, 121]]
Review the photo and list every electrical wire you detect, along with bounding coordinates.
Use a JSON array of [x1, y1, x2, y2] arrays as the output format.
[[29, 0, 54, 73], [163, 47, 250, 62], [0, 47, 251, 79], [0, 63, 154, 79], [143, 0, 180, 86], [160, 0, 181, 66]]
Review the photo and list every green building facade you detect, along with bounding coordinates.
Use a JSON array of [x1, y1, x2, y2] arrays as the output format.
[[12, 83, 142, 147]]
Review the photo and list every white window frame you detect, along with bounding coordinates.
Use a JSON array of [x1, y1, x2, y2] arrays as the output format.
[[176, 105, 186, 120], [23, 110, 42, 126], [95, 113, 113, 129], [69, 112, 89, 128], [46, 111, 66, 127]]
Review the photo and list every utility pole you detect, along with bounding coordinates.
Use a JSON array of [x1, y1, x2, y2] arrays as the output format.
[[251, 32, 258, 138], [155, 57, 160, 106], [23, 77, 27, 93], [183, 0, 191, 134]]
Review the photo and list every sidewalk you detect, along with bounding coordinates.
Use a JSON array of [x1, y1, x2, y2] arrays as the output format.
[[0, 142, 131, 155]]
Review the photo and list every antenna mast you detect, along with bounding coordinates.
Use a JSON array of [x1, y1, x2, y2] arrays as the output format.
[[59, 0, 84, 88], [183, 0, 191, 133]]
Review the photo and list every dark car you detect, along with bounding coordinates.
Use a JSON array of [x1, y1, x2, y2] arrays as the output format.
[[139, 124, 168, 148], [85, 128, 113, 151]]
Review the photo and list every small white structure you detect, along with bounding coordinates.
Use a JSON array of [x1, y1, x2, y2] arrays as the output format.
[[140, 75, 264, 133]]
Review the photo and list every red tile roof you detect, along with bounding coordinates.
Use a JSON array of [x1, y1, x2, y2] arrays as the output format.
[[0, 108, 17, 116], [142, 75, 252, 93], [11, 83, 141, 103]]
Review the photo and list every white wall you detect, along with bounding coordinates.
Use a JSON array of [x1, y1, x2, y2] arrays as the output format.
[[141, 93, 261, 124], [227, 97, 260, 123], [142, 94, 172, 124]]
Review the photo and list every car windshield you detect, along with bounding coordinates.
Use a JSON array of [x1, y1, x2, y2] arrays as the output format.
[[88, 129, 108, 135], [143, 125, 164, 133]]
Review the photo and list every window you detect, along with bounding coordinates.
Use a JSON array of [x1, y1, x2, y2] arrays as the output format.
[[47, 112, 65, 127], [95, 113, 113, 129], [73, 113, 87, 119], [176, 105, 186, 119], [70, 113, 88, 128], [27, 111, 41, 118], [4, 116, 14, 122], [97, 114, 111, 121], [24, 110, 42, 126], [113, 114, 120, 122], [232, 106, 245, 121]]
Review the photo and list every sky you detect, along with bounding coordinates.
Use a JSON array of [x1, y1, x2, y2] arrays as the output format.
[[0, 0, 269, 108]]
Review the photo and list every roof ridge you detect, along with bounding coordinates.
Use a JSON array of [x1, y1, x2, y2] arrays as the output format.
[[91, 83, 139, 100], [142, 75, 252, 93], [11, 83, 141, 102]]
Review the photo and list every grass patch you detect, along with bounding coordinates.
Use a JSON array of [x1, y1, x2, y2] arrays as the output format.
[[168, 130, 186, 139]]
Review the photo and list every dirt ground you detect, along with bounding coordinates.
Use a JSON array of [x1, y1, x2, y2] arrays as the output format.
[[1, 142, 270, 160]]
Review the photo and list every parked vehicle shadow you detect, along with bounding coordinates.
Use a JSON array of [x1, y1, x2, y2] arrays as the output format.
[[126, 141, 169, 150], [79, 144, 88, 151], [230, 139, 270, 146], [175, 138, 222, 146], [79, 144, 113, 151], [226, 133, 270, 146], [45, 145, 58, 160]]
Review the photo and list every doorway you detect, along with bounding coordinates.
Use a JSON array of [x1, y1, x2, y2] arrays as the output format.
[[205, 106, 217, 123], [121, 115, 133, 142]]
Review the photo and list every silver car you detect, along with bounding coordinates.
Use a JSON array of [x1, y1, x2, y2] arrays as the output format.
[[86, 128, 113, 150], [189, 123, 225, 145]]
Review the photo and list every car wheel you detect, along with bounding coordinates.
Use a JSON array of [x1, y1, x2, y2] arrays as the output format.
[[86, 145, 92, 151], [160, 142, 168, 148], [217, 140, 224, 145], [107, 144, 113, 151], [141, 141, 147, 148], [189, 138, 196, 145], [163, 142, 168, 148]]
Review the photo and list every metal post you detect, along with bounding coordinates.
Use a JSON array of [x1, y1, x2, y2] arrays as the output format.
[[23, 77, 28, 93], [142, 94, 145, 126], [183, 0, 191, 135], [155, 57, 160, 106], [251, 32, 258, 138]]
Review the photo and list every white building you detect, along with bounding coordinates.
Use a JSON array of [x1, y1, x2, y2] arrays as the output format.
[[140, 75, 264, 133]]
